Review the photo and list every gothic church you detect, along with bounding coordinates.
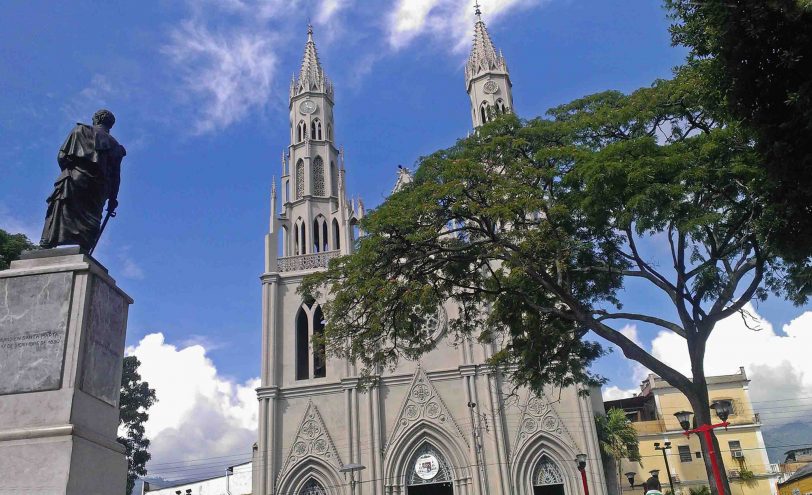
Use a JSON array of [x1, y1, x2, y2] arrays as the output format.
[[253, 10, 608, 495]]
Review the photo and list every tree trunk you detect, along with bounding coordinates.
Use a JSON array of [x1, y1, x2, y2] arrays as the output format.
[[685, 341, 732, 495]]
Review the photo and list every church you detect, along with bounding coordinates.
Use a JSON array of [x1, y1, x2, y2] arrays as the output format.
[[252, 9, 608, 495]]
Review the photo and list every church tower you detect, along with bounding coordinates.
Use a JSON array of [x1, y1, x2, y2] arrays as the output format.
[[465, 3, 514, 128]]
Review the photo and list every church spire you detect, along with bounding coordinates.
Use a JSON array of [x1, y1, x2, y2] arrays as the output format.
[[465, 2, 509, 90], [292, 24, 333, 98]]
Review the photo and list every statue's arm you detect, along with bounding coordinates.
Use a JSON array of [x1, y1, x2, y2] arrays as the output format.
[[107, 145, 125, 212]]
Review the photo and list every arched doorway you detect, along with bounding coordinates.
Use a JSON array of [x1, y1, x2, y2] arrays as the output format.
[[406, 443, 454, 495], [533, 455, 565, 495]]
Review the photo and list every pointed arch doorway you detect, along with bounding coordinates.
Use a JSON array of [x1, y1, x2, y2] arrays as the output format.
[[533, 455, 566, 495], [406, 444, 454, 495]]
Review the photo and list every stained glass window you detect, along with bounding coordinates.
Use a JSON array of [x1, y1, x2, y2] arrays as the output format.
[[296, 159, 304, 199], [533, 455, 564, 486], [299, 479, 326, 495], [313, 156, 325, 196]]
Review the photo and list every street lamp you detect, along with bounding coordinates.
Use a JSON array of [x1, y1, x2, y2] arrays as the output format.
[[575, 454, 589, 495], [674, 405, 732, 495], [653, 441, 675, 495], [340, 463, 366, 495]]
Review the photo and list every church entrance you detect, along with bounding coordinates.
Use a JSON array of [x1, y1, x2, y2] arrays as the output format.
[[408, 482, 454, 495], [533, 455, 566, 495], [406, 443, 455, 495]]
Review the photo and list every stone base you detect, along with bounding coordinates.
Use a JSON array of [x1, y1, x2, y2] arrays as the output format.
[[0, 425, 127, 495], [0, 251, 132, 495]]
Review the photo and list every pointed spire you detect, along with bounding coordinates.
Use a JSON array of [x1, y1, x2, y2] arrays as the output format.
[[293, 24, 332, 97], [465, 2, 508, 87]]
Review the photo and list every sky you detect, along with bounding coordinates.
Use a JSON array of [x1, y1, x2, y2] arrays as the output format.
[[1, 0, 810, 482]]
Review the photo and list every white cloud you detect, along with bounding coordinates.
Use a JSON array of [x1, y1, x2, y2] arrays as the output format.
[[602, 385, 640, 402], [316, 0, 352, 25], [126, 333, 258, 476], [163, 20, 278, 135], [387, 0, 545, 51], [118, 246, 145, 280], [647, 305, 812, 426], [62, 74, 119, 124]]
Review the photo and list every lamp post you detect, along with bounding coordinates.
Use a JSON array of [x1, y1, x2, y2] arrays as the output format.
[[674, 399, 733, 495], [576, 453, 589, 495], [340, 463, 366, 495], [653, 441, 675, 494]]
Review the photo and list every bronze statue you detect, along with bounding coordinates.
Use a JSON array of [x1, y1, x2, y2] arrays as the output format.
[[40, 109, 126, 252]]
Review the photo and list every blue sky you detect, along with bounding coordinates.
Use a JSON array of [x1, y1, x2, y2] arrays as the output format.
[[2, 0, 810, 475]]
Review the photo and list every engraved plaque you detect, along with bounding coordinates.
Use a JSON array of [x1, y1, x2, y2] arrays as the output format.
[[0, 272, 72, 395], [80, 278, 128, 406]]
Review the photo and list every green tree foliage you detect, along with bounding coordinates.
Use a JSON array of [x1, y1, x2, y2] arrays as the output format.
[[666, 0, 812, 260], [596, 408, 641, 495], [301, 68, 808, 494], [119, 356, 157, 495], [0, 229, 36, 270]]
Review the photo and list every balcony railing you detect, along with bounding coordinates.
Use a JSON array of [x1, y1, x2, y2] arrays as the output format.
[[277, 250, 340, 272]]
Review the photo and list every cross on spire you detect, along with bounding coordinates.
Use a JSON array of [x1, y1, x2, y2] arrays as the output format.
[[474, 1, 482, 20]]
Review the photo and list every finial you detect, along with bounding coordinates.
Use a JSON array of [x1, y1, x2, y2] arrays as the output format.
[[307, 23, 313, 40], [474, 1, 482, 20], [271, 177, 277, 195]]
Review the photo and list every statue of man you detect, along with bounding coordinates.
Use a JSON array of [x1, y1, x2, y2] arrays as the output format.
[[40, 109, 126, 252]]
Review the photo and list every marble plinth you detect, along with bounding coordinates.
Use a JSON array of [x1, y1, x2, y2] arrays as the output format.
[[0, 248, 133, 495]]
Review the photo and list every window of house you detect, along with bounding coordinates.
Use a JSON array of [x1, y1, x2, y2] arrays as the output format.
[[679, 445, 692, 462], [312, 156, 325, 196], [729, 440, 743, 458]]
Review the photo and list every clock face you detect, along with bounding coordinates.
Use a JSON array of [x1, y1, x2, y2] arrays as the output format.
[[483, 80, 498, 94], [299, 100, 317, 115]]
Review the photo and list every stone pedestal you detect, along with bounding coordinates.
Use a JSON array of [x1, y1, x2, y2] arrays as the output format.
[[0, 247, 133, 495]]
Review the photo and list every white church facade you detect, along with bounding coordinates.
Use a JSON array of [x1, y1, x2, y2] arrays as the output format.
[[251, 11, 609, 495]]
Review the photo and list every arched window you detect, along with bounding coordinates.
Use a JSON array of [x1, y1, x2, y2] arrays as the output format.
[[311, 119, 322, 140], [480, 101, 490, 124], [296, 159, 305, 199], [496, 98, 506, 114], [321, 220, 328, 252], [297, 121, 307, 143], [301, 222, 307, 255], [285, 179, 290, 203], [313, 218, 321, 253], [312, 156, 325, 196], [407, 443, 453, 486], [326, 123, 333, 141], [330, 161, 337, 196], [533, 455, 565, 488], [313, 306, 326, 378], [332, 218, 340, 250], [293, 223, 300, 255], [295, 306, 309, 381], [281, 225, 288, 257], [299, 479, 326, 495]]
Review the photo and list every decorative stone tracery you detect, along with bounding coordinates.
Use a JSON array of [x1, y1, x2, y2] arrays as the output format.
[[277, 402, 343, 485], [533, 455, 564, 486], [512, 394, 580, 462]]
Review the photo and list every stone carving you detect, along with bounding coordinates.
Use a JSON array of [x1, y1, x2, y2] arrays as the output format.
[[512, 393, 580, 461], [384, 366, 468, 454], [278, 401, 343, 484], [0, 272, 72, 395], [278, 250, 340, 272], [534, 455, 565, 486]]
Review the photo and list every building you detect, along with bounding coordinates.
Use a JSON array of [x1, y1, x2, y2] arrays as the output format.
[[252, 8, 608, 495], [778, 448, 812, 485], [604, 368, 778, 495], [144, 462, 252, 495], [777, 463, 812, 495]]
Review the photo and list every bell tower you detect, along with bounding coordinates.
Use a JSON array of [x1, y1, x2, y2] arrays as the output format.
[[465, 2, 514, 128]]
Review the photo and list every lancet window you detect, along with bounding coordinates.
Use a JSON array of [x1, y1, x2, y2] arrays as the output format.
[[311, 119, 322, 140], [299, 479, 326, 495], [406, 443, 453, 486], [312, 156, 325, 196], [332, 219, 340, 250], [480, 101, 490, 124], [330, 161, 337, 196], [294, 301, 327, 381], [296, 159, 305, 199], [533, 455, 564, 486], [297, 121, 307, 143]]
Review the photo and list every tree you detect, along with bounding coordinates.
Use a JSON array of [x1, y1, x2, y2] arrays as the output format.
[[301, 69, 808, 494], [596, 408, 641, 495], [119, 356, 157, 495], [0, 229, 36, 270], [666, 0, 812, 261]]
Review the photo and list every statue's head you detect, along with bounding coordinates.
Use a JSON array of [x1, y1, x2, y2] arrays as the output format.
[[92, 109, 116, 130]]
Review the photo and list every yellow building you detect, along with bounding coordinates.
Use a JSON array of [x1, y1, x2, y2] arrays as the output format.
[[604, 368, 779, 495], [778, 464, 812, 495]]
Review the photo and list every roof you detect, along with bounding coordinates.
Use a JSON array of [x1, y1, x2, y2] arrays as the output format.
[[604, 394, 648, 411], [465, 6, 508, 87], [291, 25, 332, 98], [779, 462, 812, 486]]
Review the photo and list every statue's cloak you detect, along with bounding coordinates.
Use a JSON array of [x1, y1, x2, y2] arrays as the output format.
[[40, 123, 126, 250]]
